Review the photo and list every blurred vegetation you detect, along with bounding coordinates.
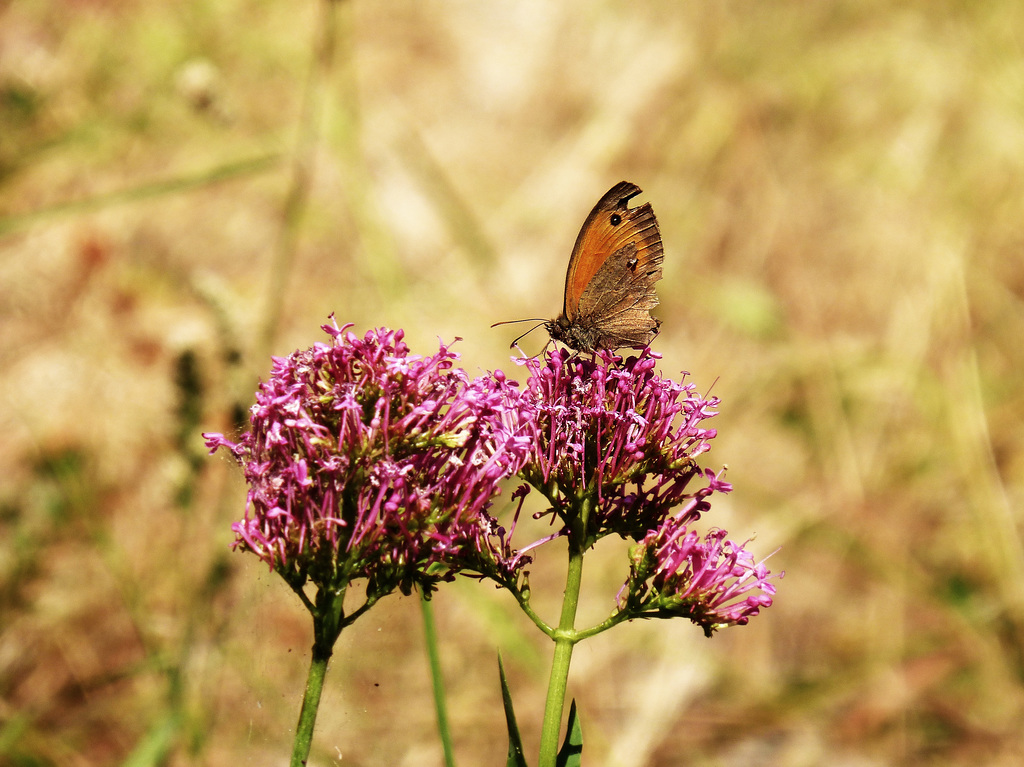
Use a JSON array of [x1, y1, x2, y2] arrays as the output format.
[[2, 0, 1023, 765]]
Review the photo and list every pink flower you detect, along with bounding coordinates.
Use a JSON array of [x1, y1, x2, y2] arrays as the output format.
[[505, 347, 726, 540], [622, 508, 780, 637], [204, 319, 531, 598], [494, 347, 780, 633]]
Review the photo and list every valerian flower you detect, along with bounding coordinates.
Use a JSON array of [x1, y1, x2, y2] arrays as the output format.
[[204, 319, 531, 604], [492, 346, 779, 634], [507, 347, 726, 541], [621, 493, 778, 637]]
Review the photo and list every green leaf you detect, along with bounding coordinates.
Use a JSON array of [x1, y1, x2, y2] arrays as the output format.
[[498, 653, 529, 767], [555, 699, 582, 767]]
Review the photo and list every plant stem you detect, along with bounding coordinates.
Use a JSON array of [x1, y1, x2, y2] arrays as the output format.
[[291, 585, 347, 767], [537, 540, 585, 767], [421, 595, 457, 767], [291, 644, 331, 767]]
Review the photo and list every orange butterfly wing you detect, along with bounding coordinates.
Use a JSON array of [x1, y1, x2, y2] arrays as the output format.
[[550, 181, 664, 351]]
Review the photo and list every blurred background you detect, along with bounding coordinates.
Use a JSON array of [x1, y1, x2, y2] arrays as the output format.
[[2, 1, 1023, 765]]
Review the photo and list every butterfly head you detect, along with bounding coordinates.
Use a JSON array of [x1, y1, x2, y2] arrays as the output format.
[[545, 314, 603, 353]]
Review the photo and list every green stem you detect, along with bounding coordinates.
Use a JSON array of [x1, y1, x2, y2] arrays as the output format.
[[572, 611, 627, 642], [421, 596, 457, 767], [537, 539, 586, 767], [509, 583, 555, 638], [291, 646, 331, 767], [291, 585, 347, 767]]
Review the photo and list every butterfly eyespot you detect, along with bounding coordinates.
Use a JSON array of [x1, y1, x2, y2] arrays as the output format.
[[609, 213, 622, 226]]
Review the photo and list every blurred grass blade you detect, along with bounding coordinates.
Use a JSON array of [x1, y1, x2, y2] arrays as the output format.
[[0, 153, 281, 237], [120, 714, 179, 767]]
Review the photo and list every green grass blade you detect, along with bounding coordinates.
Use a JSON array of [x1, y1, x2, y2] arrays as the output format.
[[555, 699, 582, 767], [498, 653, 529, 767]]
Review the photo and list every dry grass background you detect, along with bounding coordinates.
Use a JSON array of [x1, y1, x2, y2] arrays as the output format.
[[2, 1, 1024, 765]]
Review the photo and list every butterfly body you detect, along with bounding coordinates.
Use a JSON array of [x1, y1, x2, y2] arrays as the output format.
[[546, 181, 664, 352]]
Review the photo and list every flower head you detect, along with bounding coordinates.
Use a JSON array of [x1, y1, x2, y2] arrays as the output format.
[[204, 319, 530, 599], [505, 347, 725, 541], [620, 498, 781, 637], [491, 346, 780, 633]]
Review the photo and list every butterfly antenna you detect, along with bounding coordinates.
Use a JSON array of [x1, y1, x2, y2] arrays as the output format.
[[490, 318, 549, 349], [511, 334, 554, 359], [509, 321, 547, 349], [490, 318, 546, 328]]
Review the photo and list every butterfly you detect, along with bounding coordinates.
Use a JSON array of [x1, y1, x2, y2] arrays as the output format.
[[541, 181, 664, 352], [494, 181, 664, 352]]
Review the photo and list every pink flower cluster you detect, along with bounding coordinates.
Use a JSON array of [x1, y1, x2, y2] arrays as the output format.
[[506, 348, 725, 538], [205, 319, 531, 597], [207, 322, 779, 633], [624, 516, 778, 636], [495, 347, 779, 634]]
